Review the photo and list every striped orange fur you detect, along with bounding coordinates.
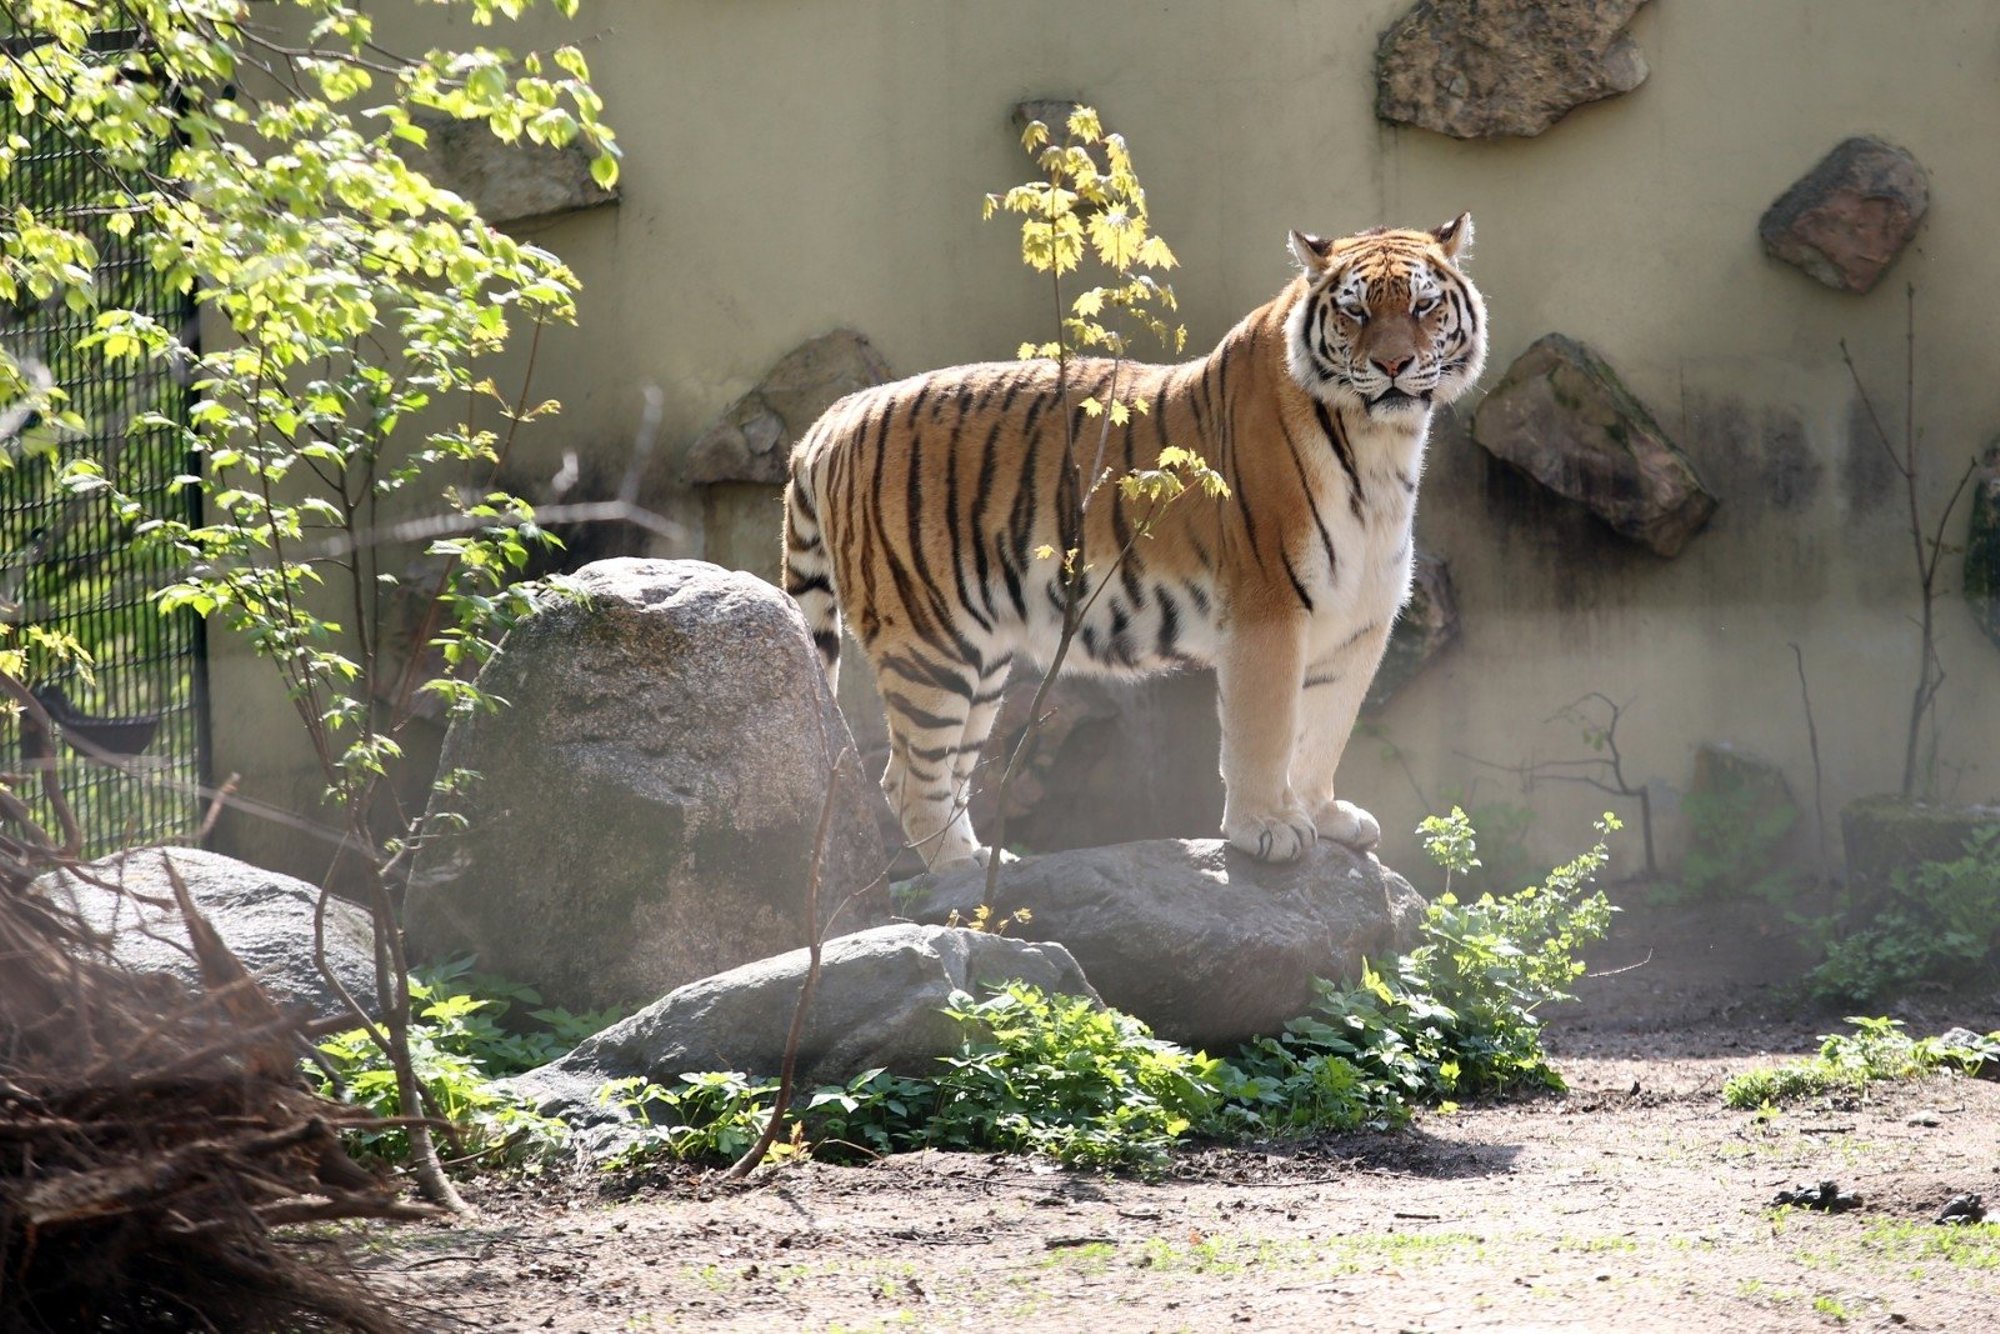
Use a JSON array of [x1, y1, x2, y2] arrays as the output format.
[[784, 217, 1486, 869]]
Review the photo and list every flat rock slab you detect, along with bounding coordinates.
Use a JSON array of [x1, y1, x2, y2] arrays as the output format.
[[406, 558, 892, 1014], [1473, 333, 1717, 557], [38, 847, 377, 1022], [1376, 0, 1652, 139], [1760, 137, 1929, 294], [686, 331, 892, 485], [504, 924, 1095, 1126], [900, 839, 1425, 1052]]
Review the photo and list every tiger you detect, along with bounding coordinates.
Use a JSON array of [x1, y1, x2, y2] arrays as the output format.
[[781, 215, 1486, 870]]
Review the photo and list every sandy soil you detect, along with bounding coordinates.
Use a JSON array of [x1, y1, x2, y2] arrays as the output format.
[[368, 897, 2000, 1333]]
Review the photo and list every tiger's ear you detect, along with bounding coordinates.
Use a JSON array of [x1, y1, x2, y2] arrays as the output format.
[[1288, 230, 1334, 273], [1432, 212, 1474, 262]]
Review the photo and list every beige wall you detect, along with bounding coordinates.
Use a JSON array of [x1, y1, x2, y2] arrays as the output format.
[[216, 0, 2000, 881]]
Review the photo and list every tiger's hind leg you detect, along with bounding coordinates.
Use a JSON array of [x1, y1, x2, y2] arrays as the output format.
[[874, 648, 996, 870]]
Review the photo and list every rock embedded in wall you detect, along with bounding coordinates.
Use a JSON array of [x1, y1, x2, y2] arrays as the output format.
[[1011, 98, 1084, 142], [1472, 333, 1717, 557], [404, 558, 893, 1013], [1365, 551, 1459, 711], [1759, 137, 1930, 295], [685, 331, 893, 486], [1965, 444, 2000, 651], [403, 113, 618, 228], [1375, 0, 1653, 139]]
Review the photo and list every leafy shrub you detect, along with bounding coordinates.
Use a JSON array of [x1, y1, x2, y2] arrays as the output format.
[[309, 960, 623, 1165], [1237, 809, 1619, 1111], [925, 985, 1225, 1169], [1804, 826, 2000, 1005], [806, 1068, 941, 1158], [593, 1072, 796, 1170], [1723, 1017, 1998, 1109]]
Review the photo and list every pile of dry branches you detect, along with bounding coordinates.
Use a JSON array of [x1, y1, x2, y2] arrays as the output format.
[[0, 681, 425, 1333]]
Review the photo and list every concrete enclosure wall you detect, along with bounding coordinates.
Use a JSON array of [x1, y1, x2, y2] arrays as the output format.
[[214, 0, 2000, 881]]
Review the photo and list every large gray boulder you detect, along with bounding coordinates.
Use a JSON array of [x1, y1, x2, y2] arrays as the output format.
[[900, 840, 1426, 1051], [1473, 334, 1717, 557], [37, 847, 377, 1021], [1759, 137, 1929, 295], [505, 923, 1095, 1125], [1376, 0, 1652, 139], [405, 559, 893, 1013], [685, 331, 892, 485]]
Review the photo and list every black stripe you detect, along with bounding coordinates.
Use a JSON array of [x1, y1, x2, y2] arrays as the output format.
[[1234, 467, 1269, 573], [999, 549, 1028, 619], [969, 415, 1006, 622], [1110, 492, 1143, 603], [880, 649, 975, 699], [1278, 414, 1338, 582], [1279, 548, 1315, 612], [787, 572, 833, 598], [812, 629, 840, 661], [1154, 586, 1182, 660], [1184, 579, 1211, 618], [790, 476, 817, 523], [940, 402, 990, 634], [882, 690, 965, 733], [1311, 398, 1366, 520], [1007, 393, 1050, 572]]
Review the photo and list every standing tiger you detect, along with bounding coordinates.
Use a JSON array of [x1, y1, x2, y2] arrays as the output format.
[[782, 216, 1486, 870]]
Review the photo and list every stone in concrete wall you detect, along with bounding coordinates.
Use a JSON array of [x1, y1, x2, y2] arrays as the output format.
[[1366, 551, 1458, 711], [1965, 444, 2000, 652], [1759, 137, 1929, 294], [404, 114, 617, 228], [1012, 98, 1084, 143], [685, 331, 892, 486], [1376, 0, 1652, 139], [1472, 334, 1717, 557]]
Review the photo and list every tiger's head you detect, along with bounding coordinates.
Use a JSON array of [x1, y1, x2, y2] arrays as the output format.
[[1283, 214, 1487, 423]]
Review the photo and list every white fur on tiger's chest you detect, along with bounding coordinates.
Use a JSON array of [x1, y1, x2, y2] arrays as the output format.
[[1292, 407, 1425, 647]]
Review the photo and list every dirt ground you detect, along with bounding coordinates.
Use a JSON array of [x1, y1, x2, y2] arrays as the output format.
[[370, 898, 2000, 1332]]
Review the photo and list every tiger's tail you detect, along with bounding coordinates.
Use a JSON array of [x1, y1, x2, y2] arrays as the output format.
[[782, 448, 842, 692]]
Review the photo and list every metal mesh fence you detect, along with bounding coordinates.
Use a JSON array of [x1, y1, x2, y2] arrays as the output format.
[[1, 52, 208, 854]]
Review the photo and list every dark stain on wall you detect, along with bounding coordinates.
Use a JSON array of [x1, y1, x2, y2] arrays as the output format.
[[1677, 394, 1821, 518], [1842, 395, 1902, 516]]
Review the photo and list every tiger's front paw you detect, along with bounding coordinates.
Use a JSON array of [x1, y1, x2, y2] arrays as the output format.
[[1312, 798, 1382, 852], [1223, 804, 1318, 864]]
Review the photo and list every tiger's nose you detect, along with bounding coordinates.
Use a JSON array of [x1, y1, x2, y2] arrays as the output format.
[[1372, 353, 1413, 379]]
